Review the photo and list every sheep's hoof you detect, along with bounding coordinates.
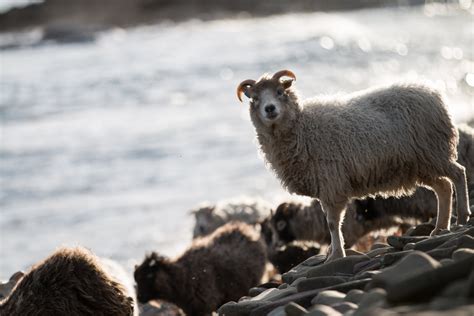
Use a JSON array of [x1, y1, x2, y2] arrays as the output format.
[[325, 250, 345, 263]]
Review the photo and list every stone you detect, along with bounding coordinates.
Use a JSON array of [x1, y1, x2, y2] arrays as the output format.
[[452, 248, 474, 262], [353, 270, 381, 280], [290, 277, 308, 288], [311, 290, 346, 306], [370, 251, 440, 289], [249, 287, 268, 297], [218, 300, 265, 316], [403, 243, 416, 250], [344, 289, 365, 304], [330, 301, 358, 314], [428, 297, 470, 311], [380, 250, 413, 267], [427, 235, 474, 260], [301, 255, 328, 267], [267, 306, 286, 316], [387, 236, 428, 250], [414, 228, 473, 252], [305, 255, 370, 279], [386, 255, 474, 303], [296, 276, 349, 292], [307, 304, 342, 316], [283, 264, 318, 284], [365, 247, 395, 258], [439, 258, 454, 266], [355, 288, 387, 313], [353, 258, 382, 274], [284, 302, 308, 316], [440, 279, 470, 298], [250, 287, 297, 302]]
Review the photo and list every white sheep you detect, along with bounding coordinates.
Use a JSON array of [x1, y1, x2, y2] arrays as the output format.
[[237, 70, 470, 261]]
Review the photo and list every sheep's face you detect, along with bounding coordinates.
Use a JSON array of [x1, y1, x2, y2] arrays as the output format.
[[271, 202, 298, 244], [237, 70, 298, 129], [134, 253, 172, 303], [191, 206, 219, 238]]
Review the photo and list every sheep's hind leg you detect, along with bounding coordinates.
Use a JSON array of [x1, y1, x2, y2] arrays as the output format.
[[321, 200, 348, 262], [427, 177, 453, 236], [448, 162, 470, 225]]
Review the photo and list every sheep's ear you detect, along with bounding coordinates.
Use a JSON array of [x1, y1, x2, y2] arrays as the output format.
[[282, 78, 294, 90]]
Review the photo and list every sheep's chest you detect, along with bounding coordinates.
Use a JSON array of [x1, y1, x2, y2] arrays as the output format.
[[276, 160, 318, 198]]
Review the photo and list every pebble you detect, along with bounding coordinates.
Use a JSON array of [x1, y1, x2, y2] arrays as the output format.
[[296, 276, 348, 292], [250, 287, 297, 302], [307, 304, 342, 316], [452, 248, 474, 261], [311, 290, 345, 306], [330, 301, 358, 314], [365, 246, 395, 258], [284, 302, 308, 316], [343, 289, 365, 304], [386, 236, 428, 250], [267, 306, 286, 316], [354, 288, 387, 314], [305, 255, 370, 279]]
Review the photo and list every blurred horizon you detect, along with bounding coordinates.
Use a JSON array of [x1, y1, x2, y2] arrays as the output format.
[[0, 1, 473, 279]]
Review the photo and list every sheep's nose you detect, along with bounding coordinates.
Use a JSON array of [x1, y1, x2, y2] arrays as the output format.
[[265, 104, 276, 113]]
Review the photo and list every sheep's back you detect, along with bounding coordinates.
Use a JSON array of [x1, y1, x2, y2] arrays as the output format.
[[302, 84, 457, 198]]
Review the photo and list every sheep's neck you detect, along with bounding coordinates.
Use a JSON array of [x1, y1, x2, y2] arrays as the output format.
[[157, 263, 188, 308]]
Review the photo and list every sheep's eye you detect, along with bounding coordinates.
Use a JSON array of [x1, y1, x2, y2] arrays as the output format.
[[276, 89, 284, 96], [276, 220, 286, 231]]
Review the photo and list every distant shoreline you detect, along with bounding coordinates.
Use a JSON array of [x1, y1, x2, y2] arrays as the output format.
[[0, 0, 426, 34]]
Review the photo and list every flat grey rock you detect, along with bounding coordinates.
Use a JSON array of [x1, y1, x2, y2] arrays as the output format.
[[307, 304, 342, 316], [330, 301, 358, 313], [370, 251, 440, 289], [284, 302, 308, 316], [311, 290, 345, 306], [344, 289, 365, 304]]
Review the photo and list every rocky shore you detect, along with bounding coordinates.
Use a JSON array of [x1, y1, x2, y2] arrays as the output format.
[[218, 214, 474, 315]]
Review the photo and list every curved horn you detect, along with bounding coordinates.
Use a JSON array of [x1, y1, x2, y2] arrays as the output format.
[[272, 70, 296, 82], [236, 79, 256, 102]]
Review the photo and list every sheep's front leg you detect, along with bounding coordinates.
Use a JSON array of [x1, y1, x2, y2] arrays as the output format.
[[321, 200, 347, 262]]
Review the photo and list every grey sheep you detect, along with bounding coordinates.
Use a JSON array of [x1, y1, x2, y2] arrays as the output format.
[[237, 70, 470, 261], [134, 222, 267, 315], [267, 124, 474, 248], [190, 197, 272, 238]]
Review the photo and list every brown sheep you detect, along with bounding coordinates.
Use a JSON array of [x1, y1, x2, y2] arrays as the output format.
[[0, 247, 134, 316], [134, 222, 267, 315], [237, 70, 470, 261]]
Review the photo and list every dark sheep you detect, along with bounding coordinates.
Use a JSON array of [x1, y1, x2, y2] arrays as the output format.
[[134, 222, 267, 315], [0, 247, 135, 316]]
